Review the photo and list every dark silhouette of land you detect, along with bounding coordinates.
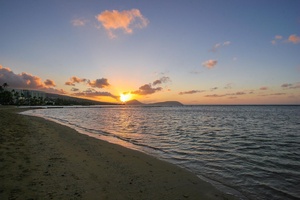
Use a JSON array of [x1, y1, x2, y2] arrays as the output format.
[[125, 99, 183, 106]]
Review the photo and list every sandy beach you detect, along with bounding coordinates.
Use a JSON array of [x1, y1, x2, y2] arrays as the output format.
[[0, 106, 236, 200]]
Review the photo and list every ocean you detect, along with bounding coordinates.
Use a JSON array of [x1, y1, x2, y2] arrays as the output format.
[[22, 105, 300, 200]]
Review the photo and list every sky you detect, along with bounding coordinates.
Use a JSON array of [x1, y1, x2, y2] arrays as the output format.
[[0, 0, 300, 104]]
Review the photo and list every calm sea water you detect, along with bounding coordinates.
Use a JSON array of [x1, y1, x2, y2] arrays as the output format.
[[22, 105, 300, 200]]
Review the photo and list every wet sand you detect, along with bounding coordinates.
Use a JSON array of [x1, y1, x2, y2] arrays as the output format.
[[0, 106, 236, 199]]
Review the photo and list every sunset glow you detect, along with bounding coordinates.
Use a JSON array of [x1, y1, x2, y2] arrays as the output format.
[[0, 1, 299, 104], [120, 93, 132, 103]]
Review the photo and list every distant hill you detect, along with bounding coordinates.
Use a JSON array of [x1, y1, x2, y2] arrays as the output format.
[[125, 100, 183, 106], [125, 99, 144, 105], [149, 101, 183, 106], [45, 93, 118, 105]]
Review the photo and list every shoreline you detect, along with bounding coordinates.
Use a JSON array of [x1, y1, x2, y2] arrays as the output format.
[[0, 106, 237, 199]]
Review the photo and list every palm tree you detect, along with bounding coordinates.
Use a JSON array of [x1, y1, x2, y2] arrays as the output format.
[[0, 83, 12, 104], [13, 91, 20, 105], [3, 83, 8, 88]]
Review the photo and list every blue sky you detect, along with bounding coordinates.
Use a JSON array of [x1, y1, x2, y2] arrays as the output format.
[[0, 0, 299, 104]]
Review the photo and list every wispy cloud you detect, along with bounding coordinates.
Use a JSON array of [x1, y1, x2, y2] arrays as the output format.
[[202, 59, 217, 69], [271, 35, 283, 45], [211, 41, 231, 52], [71, 19, 88, 27], [205, 94, 226, 98], [224, 83, 234, 89], [260, 86, 268, 90], [271, 34, 300, 45], [190, 70, 202, 74], [259, 93, 286, 97], [71, 87, 79, 92], [281, 82, 300, 89], [235, 91, 246, 95], [205, 91, 247, 98], [96, 9, 149, 38], [270, 93, 286, 96], [152, 76, 171, 86], [210, 87, 218, 91], [0, 65, 63, 93], [178, 90, 205, 95]]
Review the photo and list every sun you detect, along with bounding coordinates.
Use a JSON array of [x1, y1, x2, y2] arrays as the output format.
[[120, 93, 132, 103]]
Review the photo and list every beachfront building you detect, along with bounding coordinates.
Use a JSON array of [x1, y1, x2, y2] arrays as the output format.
[[9, 89, 45, 99], [7, 88, 46, 105]]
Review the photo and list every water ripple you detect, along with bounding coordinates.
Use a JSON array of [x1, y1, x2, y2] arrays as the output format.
[[22, 105, 300, 200]]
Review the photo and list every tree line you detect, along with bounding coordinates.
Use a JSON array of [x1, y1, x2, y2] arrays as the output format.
[[0, 83, 50, 105], [0, 83, 111, 106]]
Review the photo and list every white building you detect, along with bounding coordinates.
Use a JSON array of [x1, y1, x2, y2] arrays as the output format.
[[8, 88, 46, 99]]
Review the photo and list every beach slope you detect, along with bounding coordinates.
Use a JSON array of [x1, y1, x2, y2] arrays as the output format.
[[0, 107, 236, 200]]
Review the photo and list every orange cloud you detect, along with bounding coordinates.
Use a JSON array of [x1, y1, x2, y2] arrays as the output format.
[[202, 59, 217, 69], [65, 76, 110, 89], [288, 34, 300, 44], [65, 76, 87, 86], [96, 9, 149, 38], [272, 34, 300, 45], [44, 79, 56, 87]]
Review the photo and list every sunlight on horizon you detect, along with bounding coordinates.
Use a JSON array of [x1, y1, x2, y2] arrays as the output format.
[[120, 93, 132, 102]]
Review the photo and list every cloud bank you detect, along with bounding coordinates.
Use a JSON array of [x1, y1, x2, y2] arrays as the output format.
[[0, 65, 64, 93], [72, 88, 118, 100]]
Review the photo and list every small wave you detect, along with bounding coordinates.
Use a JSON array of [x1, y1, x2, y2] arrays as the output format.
[[20, 106, 300, 200]]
